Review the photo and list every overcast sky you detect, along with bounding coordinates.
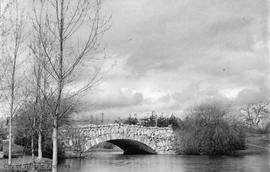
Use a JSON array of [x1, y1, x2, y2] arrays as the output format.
[[75, 0, 270, 120], [18, 0, 269, 120]]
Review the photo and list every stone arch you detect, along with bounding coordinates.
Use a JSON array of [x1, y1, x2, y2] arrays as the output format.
[[83, 133, 157, 154], [60, 124, 176, 155]]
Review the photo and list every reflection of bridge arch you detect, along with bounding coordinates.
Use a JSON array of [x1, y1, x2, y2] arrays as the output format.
[[60, 124, 176, 154]]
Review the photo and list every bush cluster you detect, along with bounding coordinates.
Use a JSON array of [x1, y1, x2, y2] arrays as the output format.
[[175, 103, 246, 155]]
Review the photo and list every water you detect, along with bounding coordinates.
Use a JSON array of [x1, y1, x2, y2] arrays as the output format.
[[58, 151, 270, 172]]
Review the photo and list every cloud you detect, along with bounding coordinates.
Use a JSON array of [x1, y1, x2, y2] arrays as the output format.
[[234, 83, 270, 105], [103, 0, 268, 72], [80, 86, 143, 109], [75, 0, 269, 119]]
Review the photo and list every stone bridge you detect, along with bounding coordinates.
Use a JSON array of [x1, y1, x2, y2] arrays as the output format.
[[60, 124, 176, 154]]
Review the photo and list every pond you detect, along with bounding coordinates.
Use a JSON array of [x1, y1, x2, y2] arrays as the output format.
[[58, 151, 270, 172]]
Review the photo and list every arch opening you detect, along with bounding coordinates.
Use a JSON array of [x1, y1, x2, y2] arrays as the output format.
[[108, 139, 156, 155]]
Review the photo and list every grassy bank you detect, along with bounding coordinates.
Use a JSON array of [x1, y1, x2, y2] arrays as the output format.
[[236, 133, 270, 155], [0, 156, 52, 171]]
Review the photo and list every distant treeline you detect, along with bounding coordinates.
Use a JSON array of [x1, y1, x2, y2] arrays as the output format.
[[120, 112, 180, 129]]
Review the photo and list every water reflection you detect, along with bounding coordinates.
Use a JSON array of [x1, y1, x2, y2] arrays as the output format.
[[58, 151, 270, 172]]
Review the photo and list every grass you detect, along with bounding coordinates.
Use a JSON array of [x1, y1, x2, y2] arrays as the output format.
[[0, 155, 52, 171], [236, 133, 270, 155], [2, 140, 24, 158]]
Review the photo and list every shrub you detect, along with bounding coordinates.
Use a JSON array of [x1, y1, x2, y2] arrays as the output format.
[[12, 98, 72, 159], [140, 114, 157, 127], [157, 114, 181, 128], [2, 140, 24, 158], [0, 127, 8, 151], [124, 115, 139, 125], [175, 103, 246, 155], [157, 116, 169, 127]]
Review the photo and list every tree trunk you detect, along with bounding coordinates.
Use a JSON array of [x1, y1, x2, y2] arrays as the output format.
[[52, 118, 58, 172], [31, 134, 35, 168], [38, 125, 42, 159], [8, 49, 17, 165], [36, 65, 42, 160], [8, 117, 12, 165]]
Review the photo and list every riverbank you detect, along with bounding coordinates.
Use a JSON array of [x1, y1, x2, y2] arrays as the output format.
[[0, 156, 52, 171], [236, 133, 269, 156], [1, 133, 268, 170]]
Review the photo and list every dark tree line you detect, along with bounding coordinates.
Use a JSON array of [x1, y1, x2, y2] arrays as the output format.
[[12, 97, 74, 159], [123, 112, 180, 129]]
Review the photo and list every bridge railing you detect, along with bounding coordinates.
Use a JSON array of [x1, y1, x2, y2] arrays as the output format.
[[60, 123, 173, 130]]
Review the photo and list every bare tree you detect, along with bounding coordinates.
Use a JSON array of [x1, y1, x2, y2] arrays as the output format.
[[29, 32, 47, 160], [32, 0, 110, 171], [240, 102, 270, 129], [1, 0, 27, 165], [28, 60, 43, 165]]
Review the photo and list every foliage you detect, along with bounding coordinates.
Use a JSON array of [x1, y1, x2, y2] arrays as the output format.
[[122, 112, 181, 128], [0, 127, 8, 151], [175, 103, 246, 155], [13, 97, 73, 159], [140, 113, 157, 127], [157, 116, 169, 127], [2, 140, 24, 158], [124, 114, 139, 125], [0, 127, 7, 140], [156, 114, 181, 128], [168, 115, 181, 129]]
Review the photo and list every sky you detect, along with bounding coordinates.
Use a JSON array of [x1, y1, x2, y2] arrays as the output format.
[[1, 0, 269, 120], [73, 0, 270, 120]]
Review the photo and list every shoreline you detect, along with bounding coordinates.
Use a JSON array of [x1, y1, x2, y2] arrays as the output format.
[[0, 133, 269, 164], [236, 133, 269, 156], [0, 156, 52, 171]]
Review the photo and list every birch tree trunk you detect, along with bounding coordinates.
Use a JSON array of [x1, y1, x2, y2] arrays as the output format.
[[8, 51, 17, 165], [38, 121, 42, 159], [52, 117, 58, 172], [8, 113, 12, 165], [31, 133, 35, 166]]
